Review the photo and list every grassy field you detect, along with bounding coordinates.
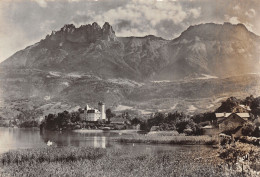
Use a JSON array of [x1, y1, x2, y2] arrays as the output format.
[[0, 146, 246, 177], [117, 134, 218, 145]]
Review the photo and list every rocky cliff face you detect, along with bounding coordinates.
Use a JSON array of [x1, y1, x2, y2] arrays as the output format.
[[45, 22, 117, 44]]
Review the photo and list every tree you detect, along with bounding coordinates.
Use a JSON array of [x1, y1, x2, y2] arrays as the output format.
[[106, 109, 115, 122], [242, 123, 255, 136]]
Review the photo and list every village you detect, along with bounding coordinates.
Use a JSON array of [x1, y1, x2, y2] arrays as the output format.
[[39, 96, 260, 145]]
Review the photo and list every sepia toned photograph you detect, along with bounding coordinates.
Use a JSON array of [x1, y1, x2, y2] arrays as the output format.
[[0, 0, 260, 176]]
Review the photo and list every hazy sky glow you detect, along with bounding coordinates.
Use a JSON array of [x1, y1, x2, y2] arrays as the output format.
[[0, 0, 259, 62]]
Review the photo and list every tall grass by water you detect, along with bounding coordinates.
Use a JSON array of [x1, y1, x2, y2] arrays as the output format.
[[1, 147, 106, 165], [117, 134, 218, 145], [0, 146, 245, 177]]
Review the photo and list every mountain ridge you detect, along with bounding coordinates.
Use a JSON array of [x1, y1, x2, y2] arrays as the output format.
[[1, 22, 259, 81], [1, 22, 260, 118]]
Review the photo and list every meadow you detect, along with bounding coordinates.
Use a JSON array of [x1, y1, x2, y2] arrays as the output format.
[[0, 146, 246, 177]]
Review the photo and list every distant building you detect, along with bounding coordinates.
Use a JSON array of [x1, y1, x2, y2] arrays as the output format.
[[110, 117, 125, 125], [80, 102, 106, 122]]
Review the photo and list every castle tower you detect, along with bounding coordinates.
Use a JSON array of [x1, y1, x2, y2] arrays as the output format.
[[85, 104, 90, 111], [98, 102, 106, 120]]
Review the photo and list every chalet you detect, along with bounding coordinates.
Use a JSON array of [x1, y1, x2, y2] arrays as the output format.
[[215, 112, 250, 124], [218, 113, 248, 131]]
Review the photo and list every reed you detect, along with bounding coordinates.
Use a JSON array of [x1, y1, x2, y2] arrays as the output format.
[[0, 146, 245, 177], [1, 147, 106, 165], [117, 135, 218, 145]]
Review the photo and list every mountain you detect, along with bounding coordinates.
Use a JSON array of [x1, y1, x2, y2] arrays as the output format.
[[155, 23, 260, 80], [0, 22, 168, 81], [1, 22, 260, 81], [1, 22, 260, 119]]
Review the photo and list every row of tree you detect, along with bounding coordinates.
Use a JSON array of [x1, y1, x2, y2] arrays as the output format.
[[140, 111, 204, 135], [42, 108, 118, 130], [139, 95, 260, 136]]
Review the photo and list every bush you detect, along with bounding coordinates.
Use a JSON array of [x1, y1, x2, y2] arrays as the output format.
[[242, 123, 255, 136]]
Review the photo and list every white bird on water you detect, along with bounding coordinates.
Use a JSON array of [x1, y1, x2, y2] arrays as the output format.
[[47, 140, 53, 146]]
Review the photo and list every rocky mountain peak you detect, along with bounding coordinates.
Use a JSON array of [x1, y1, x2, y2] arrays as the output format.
[[44, 22, 117, 44], [2, 22, 260, 82], [60, 24, 76, 33], [101, 22, 116, 41], [178, 22, 257, 41], [92, 22, 101, 30], [102, 22, 114, 33]]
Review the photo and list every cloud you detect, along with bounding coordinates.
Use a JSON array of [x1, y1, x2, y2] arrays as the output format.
[[190, 8, 201, 19], [233, 5, 240, 11], [245, 9, 256, 18], [229, 16, 240, 24], [224, 15, 254, 32], [32, 0, 83, 8], [1, 0, 260, 62], [40, 20, 55, 32], [33, 0, 50, 8], [71, 0, 201, 37]]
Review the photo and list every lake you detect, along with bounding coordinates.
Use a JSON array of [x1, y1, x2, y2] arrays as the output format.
[[0, 127, 206, 155]]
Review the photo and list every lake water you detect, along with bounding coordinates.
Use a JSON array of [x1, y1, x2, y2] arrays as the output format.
[[0, 127, 205, 155]]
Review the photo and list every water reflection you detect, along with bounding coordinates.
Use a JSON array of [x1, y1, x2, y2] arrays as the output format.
[[0, 127, 208, 155], [0, 128, 46, 154], [0, 128, 115, 153], [40, 130, 112, 148]]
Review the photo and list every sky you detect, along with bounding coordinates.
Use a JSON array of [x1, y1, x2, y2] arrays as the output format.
[[0, 0, 259, 62]]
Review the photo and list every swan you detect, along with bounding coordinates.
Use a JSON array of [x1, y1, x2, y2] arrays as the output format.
[[47, 140, 53, 146]]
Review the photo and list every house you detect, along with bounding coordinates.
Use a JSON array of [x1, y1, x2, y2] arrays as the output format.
[[80, 102, 106, 122], [215, 112, 250, 124], [214, 112, 250, 137], [218, 113, 249, 132]]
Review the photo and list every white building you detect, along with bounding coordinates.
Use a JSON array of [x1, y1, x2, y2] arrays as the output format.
[[81, 102, 106, 121]]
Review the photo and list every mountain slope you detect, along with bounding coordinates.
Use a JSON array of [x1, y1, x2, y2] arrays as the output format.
[[2, 22, 259, 81], [0, 22, 168, 81], [1, 22, 260, 118], [155, 23, 260, 80]]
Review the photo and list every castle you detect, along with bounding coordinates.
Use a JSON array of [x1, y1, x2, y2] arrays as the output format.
[[80, 102, 106, 122]]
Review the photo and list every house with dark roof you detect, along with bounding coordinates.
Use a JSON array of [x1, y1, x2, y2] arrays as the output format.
[[215, 112, 250, 137]]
